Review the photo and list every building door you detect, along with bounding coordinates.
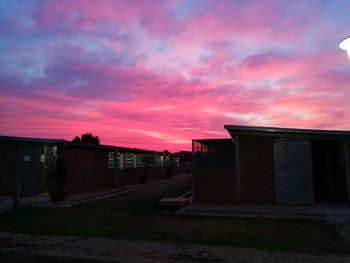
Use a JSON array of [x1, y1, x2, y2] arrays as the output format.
[[16, 146, 39, 196], [312, 141, 348, 203], [274, 140, 314, 205]]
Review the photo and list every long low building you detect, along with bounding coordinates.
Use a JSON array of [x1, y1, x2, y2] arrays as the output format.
[[0, 136, 180, 196], [193, 125, 350, 206]]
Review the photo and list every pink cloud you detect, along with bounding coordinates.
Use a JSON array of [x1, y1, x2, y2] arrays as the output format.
[[1, 1, 350, 152], [31, 0, 177, 33]]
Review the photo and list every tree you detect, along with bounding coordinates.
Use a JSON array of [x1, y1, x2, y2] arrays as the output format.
[[72, 133, 100, 144], [162, 150, 170, 155], [72, 136, 81, 143], [81, 133, 100, 144]]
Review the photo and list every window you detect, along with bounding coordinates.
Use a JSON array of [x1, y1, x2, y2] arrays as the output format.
[[174, 156, 180, 167], [137, 154, 145, 168], [124, 153, 134, 168], [108, 151, 115, 169], [155, 155, 163, 167], [163, 155, 169, 167]]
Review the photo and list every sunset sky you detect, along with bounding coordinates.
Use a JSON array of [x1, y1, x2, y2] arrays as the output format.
[[1, 0, 350, 152]]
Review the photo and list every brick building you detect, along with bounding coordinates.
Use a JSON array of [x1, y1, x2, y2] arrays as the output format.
[[193, 125, 350, 206], [0, 136, 180, 196]]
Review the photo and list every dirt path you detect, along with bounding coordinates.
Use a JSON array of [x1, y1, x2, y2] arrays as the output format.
[[1, 232, 349, 263]]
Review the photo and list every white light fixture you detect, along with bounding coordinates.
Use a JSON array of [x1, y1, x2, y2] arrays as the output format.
[[339, 36, 350, 59]]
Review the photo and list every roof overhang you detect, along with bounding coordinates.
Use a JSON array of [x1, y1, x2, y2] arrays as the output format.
[[224, 125, 350, 141], [0, 135, 65, 144]]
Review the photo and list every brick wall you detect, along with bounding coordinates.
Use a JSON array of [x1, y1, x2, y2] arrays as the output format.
[[170, 167, 181, 177], [0, 141, 17, 195], [238, 135, 275, 204], [64, 144, 184, 192], [65, 145, 115, 194], [118, 168, 145, 185], [154, 167, 168, 181], [118, 166, 181, 186], [347, 142, 350, 205], [193, 168, 236, 203]]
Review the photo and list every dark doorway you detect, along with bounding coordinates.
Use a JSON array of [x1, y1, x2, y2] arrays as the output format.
[[312, 141, 347, 203], [16, 145, 40, 196]]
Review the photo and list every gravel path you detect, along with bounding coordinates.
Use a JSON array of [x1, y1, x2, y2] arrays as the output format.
[[1, 232, 349, 263]]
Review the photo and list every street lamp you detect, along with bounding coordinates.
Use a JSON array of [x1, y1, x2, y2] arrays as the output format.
[[339, 36, 350, 59]]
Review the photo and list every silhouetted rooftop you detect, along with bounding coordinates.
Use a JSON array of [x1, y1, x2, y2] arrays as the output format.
[[0, 135, 172, 154], [224, 125, 350, 140]]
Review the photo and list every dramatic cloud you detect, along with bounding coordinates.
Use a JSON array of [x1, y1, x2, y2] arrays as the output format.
[[0, 0, 349, 151]]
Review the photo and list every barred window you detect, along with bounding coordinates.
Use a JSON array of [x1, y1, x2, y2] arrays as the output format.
[[155, 155, 163, 167], [137, 154, 145, 168], [163, 155, 170, 167], [108, 151, 115, 169], [124, 153, 134, 168]]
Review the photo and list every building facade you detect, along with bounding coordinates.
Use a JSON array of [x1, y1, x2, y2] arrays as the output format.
[[193, 125, 350, 206], [0, 136, 180, 196]]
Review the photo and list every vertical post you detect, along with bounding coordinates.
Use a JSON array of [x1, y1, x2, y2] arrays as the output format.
[[13, 183, 21, 210], [133, 153, 137, 169], [343, 141, 350, 206], [192, 140, 196, 202], [153, 152, 156, 181], [114, 148, 119, 187], [235, 135, 240, 204]]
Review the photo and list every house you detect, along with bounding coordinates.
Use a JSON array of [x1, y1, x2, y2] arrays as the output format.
[[0, 135, 180, 196], [193, 125, 350, 206]]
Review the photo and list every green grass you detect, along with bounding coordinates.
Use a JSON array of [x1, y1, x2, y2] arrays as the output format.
[[0, 177, 349, 255], [0, 251, 103, 263]]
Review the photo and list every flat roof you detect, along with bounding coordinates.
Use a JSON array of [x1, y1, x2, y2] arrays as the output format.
[[193, 138, 233, 143], [192, 138, 234, 149], [0, 135, 173, 154], [0, 135, 65, 144], [224, 125, 350, 140]]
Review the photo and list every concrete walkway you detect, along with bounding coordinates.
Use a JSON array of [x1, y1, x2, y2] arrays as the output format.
[[178, 203, 350, 219], [0, 175, 191, 211], [32, 174, 191, 208], [0, 196, 34, 213], [0, 232, 349, 263]]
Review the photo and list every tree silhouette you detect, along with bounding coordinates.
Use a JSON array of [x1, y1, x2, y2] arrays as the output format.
[[72, 133, 100, 144], [162, 150, 170, 155], [72, 136, 81, 143]]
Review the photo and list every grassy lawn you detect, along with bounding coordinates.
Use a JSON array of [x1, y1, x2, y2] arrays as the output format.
[[0, 177, 349, 255], [0, 251, 103, 263]]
